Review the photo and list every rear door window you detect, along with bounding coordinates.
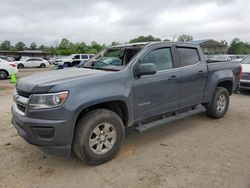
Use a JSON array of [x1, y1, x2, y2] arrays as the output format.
[[177, 48, 200, 67], [81, 55, 88, 59], [33, 59, 42, 61]]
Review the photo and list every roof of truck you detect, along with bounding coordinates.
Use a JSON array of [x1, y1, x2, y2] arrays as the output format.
[[110, 41, 199, 49]]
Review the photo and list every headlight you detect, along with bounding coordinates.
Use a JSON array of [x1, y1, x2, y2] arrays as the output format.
[[28, 91, 68, 110]]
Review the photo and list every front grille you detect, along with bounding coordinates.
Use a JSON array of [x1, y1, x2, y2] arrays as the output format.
[[17, 90, 31, 98], [242, 73, 250, 80], [17, 103, 26, 113]]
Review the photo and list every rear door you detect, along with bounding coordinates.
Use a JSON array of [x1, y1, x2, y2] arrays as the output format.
[[72, 55, 82, 67], [177, 47, 207, 108], [33, 58, 43, 67], [133, 45, 180, 121]]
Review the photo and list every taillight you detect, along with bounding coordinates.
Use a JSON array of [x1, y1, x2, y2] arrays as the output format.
[[240, 65, 243, 79], [10, 63, 16, 67]]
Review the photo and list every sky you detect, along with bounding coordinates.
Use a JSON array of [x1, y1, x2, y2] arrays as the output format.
[[0, 0, 249, 46]]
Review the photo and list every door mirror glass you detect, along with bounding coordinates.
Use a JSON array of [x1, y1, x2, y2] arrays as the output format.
[[136, 63, 157, 76]]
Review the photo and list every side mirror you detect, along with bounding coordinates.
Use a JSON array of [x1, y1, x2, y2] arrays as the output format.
[[136, 63, 157, 76]]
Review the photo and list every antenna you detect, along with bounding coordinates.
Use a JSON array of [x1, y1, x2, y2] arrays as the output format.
[[172, 35, 176, 42]]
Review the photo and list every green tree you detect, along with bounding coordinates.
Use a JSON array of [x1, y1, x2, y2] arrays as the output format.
[[15, 41, 26, 51], [30, 42, 37, 50], [75, 42, 87, 53], [111, 41, 120, 46], [86, 48, 98, 54], [90, 41, 104, 52], [129, 35, 161, 43], [1, 40, 11, 50], [177, 34, 193, 42], [38, 45, 45, 50], [163, 39, 171, 41], [228, 38, 250, 54]]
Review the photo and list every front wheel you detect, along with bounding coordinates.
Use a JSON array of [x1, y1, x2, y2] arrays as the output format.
[[206, 87, 229, 119], [17, 63, 24, 69], [73, 109, 125, 165], [0, 70, 8, 80]]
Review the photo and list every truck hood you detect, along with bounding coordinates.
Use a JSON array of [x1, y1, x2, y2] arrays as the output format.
[[16, 68, 105, 93], [241, 64, 250, 73]]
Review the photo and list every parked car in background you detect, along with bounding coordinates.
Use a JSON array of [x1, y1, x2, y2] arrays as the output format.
[[210, 55, 244, 62], [55, 54, 95, 67], [0, 56, 15, 62], [16, 57, 49, 69], [240, 56, 250, 90], [0, 59, 18, 80], [0, 58, 18, 67]]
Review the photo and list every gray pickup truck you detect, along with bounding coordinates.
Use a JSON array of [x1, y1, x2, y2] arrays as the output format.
[[11, 42, 240, 165]]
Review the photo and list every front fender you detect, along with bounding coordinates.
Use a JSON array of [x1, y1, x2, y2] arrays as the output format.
[[68, 79, 134, 129]]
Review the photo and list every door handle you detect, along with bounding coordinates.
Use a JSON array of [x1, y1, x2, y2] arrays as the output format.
[[197, 70, 204, 74], [168, 75, 177, 80]]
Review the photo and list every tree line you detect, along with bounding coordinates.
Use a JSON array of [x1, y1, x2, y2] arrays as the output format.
[[0, 35, 249, 55]]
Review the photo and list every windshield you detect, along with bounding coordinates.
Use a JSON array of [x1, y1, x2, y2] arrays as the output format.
[[83, 47, 142, 71], [242, 56, 250, 64]]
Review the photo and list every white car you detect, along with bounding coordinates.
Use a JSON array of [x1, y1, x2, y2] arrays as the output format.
[[17, 57, 49, 69], [210, 55, 243, 62], [240, 56, 250, 90], [56, 54, 95, 67], [0, 59, 18, 80]]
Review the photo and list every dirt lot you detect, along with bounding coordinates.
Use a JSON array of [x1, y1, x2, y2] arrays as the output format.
[[1, 69, 250, 188]]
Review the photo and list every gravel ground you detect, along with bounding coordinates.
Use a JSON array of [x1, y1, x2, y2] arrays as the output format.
[[1, 69, 250, 188]]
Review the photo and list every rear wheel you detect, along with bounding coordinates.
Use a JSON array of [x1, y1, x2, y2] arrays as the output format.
[[206, 87, 229, 119], [40, 63, 46, 68], [73, 109, 125, 165], [17, 63, 24, 69], [0, 70, 8, 80]]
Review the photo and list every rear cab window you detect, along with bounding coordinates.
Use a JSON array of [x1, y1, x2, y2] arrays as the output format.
[[177, 48, 200, 67]]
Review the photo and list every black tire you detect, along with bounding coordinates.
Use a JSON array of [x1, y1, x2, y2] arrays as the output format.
[[64, 62, 71, 67], [40, 63, 46, 68], [17, 63, 24, 69], [73, 109, 125, 165], [206, 87, 229, 119], [0, 70, 8, 80]]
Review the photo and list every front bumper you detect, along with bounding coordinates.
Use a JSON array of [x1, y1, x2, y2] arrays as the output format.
[[240, 80, 250, 90], [11, 104, 72, 157]]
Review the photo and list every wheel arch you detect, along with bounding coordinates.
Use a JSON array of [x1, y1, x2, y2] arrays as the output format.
[[74, 100, 129, 128], [217, 80, 233, 95]]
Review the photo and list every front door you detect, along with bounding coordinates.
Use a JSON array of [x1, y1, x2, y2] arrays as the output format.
[[133, 46, 180, 121], [26, 59, 34, 67]]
